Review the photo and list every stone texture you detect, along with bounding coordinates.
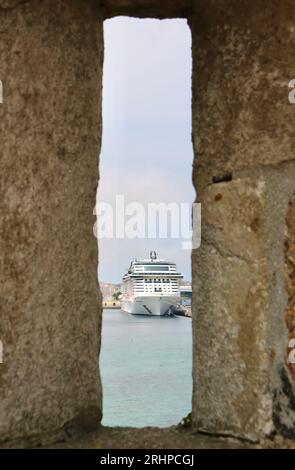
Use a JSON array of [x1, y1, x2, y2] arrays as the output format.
[[192, 177, 272, 441], [272, 187, 295, 438], [191, 0, 295, 441], [1, 0, 295, 448], [0, 0, 103, 442], [101, 0, 192, 19], [285, 193, 295, 384], [0, 426, 257, 449], [192, 161, 295, 440], [190, 0, 295, 191]]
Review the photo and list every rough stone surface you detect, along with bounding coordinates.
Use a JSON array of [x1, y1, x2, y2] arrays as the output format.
[[0, 426, 257, 449], [101, 0, 192, 19], [192, 177, 272, 441], [190, 0, 295, 191], [1, 0, 295, 448], [192, 161, 295, 440], [285, 193, 295, 384], [191, 0, 295, 441], [3, 425, 295, 450], [240, 163, 295, 439], [0, 0, 103, 442]]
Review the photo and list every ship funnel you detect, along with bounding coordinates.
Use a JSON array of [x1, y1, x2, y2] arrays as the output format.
[[150, 251, 157, 261]]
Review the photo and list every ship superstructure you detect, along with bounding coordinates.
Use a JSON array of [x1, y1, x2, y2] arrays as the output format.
[[121, 251, 183, 316]]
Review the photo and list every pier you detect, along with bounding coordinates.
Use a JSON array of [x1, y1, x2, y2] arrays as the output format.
[[102, 300, 121, 310]]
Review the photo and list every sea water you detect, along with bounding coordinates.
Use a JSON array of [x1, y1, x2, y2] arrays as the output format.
[[100, 309, 192, 427]]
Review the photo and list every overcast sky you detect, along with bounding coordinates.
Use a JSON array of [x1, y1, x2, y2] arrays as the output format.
[[97, 17, 195, 284]]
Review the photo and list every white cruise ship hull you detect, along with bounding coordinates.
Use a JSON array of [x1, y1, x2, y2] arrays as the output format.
[[121, 296, 180, 316]]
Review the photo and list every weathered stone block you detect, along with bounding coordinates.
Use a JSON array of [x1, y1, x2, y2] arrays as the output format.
[[192, 177, 272, 441], [102, 0, 192, 18], [0, 0, 103, 443], [0, 0, 295, 448], [190, 0, 295, 190], [193, 163, 295, 441]]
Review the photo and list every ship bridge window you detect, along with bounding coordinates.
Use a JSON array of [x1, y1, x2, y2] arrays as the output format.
[[144, 266, 169, 272]]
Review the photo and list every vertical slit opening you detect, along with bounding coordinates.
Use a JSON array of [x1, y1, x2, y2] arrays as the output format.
[[97, 16, 194, 428]]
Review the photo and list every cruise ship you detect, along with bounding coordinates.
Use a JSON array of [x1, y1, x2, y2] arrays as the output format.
[[121, 251, 183, 316]]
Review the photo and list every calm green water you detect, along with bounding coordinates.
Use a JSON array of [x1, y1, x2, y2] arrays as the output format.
[[100, 309, 192, 427]]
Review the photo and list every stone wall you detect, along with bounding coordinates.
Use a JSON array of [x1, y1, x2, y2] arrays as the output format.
[[0, 0, 103, 443], [1, 0, 295, 446], [191, 0, 295, 441], [285, 194, 295, 384], [101, 0, 192, 19]]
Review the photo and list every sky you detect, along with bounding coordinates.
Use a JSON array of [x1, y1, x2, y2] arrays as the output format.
[[97, 17, 195, 284]]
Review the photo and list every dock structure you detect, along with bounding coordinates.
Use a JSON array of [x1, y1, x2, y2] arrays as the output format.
[[174, 307, 191, 318], [102, 300, 121, 310], [184, 307, 191, 318]]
